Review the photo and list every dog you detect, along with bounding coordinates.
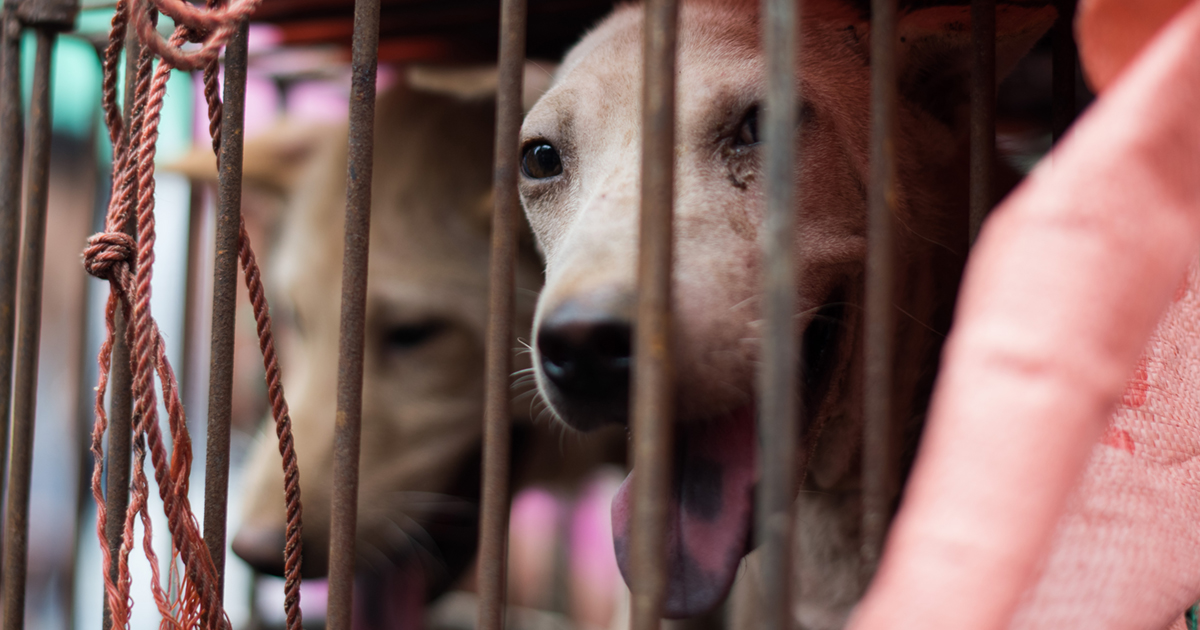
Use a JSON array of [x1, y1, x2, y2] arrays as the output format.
[[519, 1, 1053, 627], [173, 68, 628, 628]]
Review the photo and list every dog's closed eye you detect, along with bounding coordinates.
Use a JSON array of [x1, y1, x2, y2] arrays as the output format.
[[521, 141, 563, 179], [383, 321, 446, 351]]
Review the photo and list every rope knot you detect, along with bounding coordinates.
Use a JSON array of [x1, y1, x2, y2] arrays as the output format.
[[84, 232, 135, 280]]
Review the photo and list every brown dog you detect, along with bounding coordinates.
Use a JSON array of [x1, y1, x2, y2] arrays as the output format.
[[173, 68, 627, 628], [519, 1, 1052, 626]]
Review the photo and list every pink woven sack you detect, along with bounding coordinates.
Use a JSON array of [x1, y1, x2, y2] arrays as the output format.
[[847, 1, 1200, 628]]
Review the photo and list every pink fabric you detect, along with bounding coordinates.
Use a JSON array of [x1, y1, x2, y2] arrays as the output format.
[[847, 1, 1200, 628], [1010, 260, 1200, 626], [1077, 0, 1191, 91]]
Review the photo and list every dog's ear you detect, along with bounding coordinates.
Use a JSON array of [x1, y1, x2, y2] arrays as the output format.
[[164, 120, 332, 195], [406, 61, 559, 113], [892, 3, 1057, 129], [165, 121, 333, 259]]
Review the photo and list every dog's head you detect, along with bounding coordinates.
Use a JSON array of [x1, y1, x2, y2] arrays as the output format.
[[227, 67, 549, 617], [520, 0, 1053, 618]]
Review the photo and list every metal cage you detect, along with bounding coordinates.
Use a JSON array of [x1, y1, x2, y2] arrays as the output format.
[[0, 0, 1081, 627]]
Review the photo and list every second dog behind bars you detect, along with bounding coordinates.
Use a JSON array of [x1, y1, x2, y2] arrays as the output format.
[[175, 67, 630, 629], [520, 1, 1054, 627]]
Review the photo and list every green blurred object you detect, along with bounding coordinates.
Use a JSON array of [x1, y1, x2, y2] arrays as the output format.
[[18, 8, 191, 163]]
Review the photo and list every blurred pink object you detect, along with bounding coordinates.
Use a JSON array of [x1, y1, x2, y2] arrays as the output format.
[[193, 39, 399, 146], [508, 488, 565, 609], [848, 0, 1200, 628], [569, 468, 624, 628]]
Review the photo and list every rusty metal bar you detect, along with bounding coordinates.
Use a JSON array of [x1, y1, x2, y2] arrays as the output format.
[[203, 19, 250, 598], [969, 0, 995, 244], [68, 122, 105, 630], [0, 3, 25, 539], [102, 30, 143, 630], [2, 26, 57, 630], [325, 0, 382, 622], [1051, 0, 1077, 142], [475, 0, 526, 628], [862, 0, 897, 575], [757, 0, 797, 627], [179, 177, 205, 404], [630, 0, 677, 628]]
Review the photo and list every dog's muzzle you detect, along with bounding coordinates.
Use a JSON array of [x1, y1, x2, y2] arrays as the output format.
[[536, 299, 632, 431]]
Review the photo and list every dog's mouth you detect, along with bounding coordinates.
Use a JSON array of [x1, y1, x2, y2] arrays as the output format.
[[349, 437, 484, 628], [348, 492, 480, 628], [611, 294, 847, 618]]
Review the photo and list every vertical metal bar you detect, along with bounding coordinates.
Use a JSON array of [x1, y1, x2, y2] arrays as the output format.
[[68, 122, 104, 630], [475, 0, 526, 628], [179, 181, 205, 404], [630, 0, 677, 628], [103, 30, 142, 630], [2, 27, 56, 630], [757, 0, 797, 628], [969, 0, 995, 244], [325, 0, 381, 623], [1051, 0, 1076, 142], [0, 4, 25, 537], [861, 0, 897, 575], [203, 19, 249, 598]]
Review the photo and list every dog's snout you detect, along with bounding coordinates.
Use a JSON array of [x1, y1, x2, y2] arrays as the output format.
[[232, 524, 288, 576], [537, 304, 632, 430], [233, 523, 327, 578]]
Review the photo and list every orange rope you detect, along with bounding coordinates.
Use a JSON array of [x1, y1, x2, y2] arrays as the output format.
[[84, 0, 305, 627]]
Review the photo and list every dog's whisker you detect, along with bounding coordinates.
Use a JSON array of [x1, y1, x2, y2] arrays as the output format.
[[892, 303, 945, 339], [377, 516, 454, 582], [512, 375, 538, 388], [356, 539, 394, 575], [534, 405, 558, 427], [512, 390, 540, 405]]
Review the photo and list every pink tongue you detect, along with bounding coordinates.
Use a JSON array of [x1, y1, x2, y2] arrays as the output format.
[[611, 407, 757, 618]]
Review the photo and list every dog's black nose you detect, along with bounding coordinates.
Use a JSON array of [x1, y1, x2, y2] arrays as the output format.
[[537, 307, 632, 429], [539, 319, 631, 399]]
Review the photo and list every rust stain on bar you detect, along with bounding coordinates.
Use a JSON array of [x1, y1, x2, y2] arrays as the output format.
[[969, 0, 995, 244], [0, 4, 25, 529], [475, 0, 526, 629], [630, 0, 677, 628], [2, 27, 56, 630], [203, 19, 250, 596], [757, 0, 798, 628], [1051, 0, 1076, 142], [862, 0, 897, 576], [325, 0, 381, 622], [102, 30, 142, 630]]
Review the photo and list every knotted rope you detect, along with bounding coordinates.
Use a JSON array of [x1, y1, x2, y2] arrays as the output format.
[[84, 0, 304, 627]]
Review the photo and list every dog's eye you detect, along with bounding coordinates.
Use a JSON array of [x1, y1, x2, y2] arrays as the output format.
[[736, 106, 759, 147], [521, 142, 563, 179], [383, 321, 445, 351]]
